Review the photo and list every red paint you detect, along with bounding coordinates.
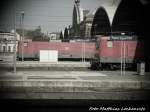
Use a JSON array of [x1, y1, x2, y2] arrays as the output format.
[[18, 41, 96, 59], [95, 36, 144, 61]]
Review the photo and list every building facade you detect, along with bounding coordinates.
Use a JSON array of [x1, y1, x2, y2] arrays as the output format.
[[70, 0, 94, 39], [49, 32, 60, 40], [0, 32, 20, 61], [80, 13, 94, 38]]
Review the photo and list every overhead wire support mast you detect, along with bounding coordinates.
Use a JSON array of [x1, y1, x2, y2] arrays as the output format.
[[121, 39, 123, 76], [13, 2, 17, 74], [83, 36, 85, 62], [82, 40, 83, 62], [121, 32, 126, 75], [123, 39, 126, 75], [21, 11, 25, 61]]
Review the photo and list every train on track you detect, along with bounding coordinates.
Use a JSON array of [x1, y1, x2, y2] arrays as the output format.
[[17, 40, 96, 61], [90, 35, 144, 70], [17, 35, 144, 70]]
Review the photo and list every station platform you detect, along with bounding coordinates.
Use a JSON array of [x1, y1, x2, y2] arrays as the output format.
[[0, 70, 150, 100], [0, 61, 90, 71]]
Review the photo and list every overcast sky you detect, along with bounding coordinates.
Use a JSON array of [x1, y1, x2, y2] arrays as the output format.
[[0, 0, 105, 33], [0, 0, 148, 33]]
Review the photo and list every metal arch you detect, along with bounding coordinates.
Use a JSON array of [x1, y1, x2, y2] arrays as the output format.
[[91, 6, 111, 36], [111, 0, 143, 34]]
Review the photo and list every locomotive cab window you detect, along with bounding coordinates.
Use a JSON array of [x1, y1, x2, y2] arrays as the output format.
[[107, 41, 113, 48], [24, 42, 28, 47]]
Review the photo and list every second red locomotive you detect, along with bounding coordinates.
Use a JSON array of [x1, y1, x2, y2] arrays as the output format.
[[91, 35, 144, 70]]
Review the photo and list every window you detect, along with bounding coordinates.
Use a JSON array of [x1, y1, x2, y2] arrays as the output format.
[[8, 46, 11, 52], [3, 46, 6, 52], [107, 41, 113, 48], [24, 42, 28, 47]]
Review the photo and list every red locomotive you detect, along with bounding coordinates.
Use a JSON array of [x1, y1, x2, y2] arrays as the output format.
[[91, 35, 144, 70], [17, 40, 96, 60], [17, 35, 144, 70]]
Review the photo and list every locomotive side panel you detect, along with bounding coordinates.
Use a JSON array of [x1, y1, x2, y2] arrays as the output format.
[[18, 41, 35, 59], [98, 36, 142, 64], [91, 36, 144, 70], [18, 41, 95, 60], [99, 37, 122, 63]]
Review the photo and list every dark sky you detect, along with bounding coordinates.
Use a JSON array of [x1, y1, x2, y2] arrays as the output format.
[[0, 0, 103, 33]]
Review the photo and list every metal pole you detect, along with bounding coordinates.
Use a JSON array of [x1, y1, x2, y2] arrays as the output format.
[[121, 40, 123, 76], [123, 41, 126, 75], [13, 3, 17, 74], [13, 33, 17, 74], [82, 41, 83, 62], [83, 37, 85, 62], [49, 34, 51, 62], [22, 12, 24, 61], [121, 33, 125, 76], [21, 11, 24, 61]]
